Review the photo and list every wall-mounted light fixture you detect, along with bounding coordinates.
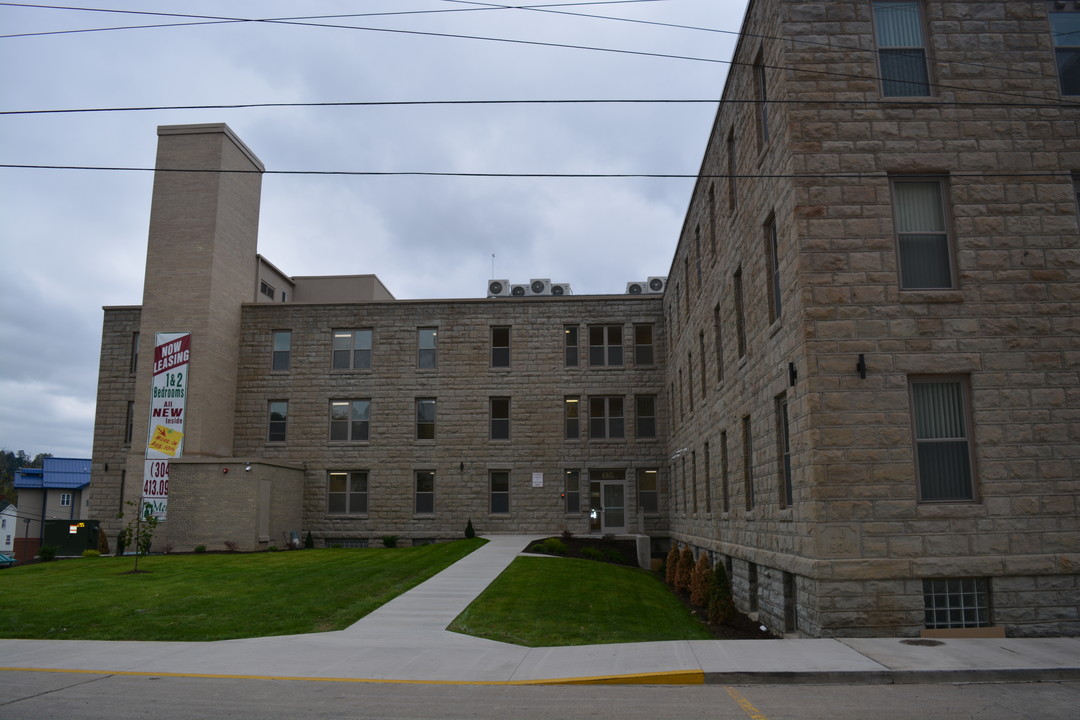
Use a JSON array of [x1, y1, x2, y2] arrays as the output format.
[[245, 463, 252, 472]]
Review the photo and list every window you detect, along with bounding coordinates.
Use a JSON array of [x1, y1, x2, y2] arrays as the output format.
[[923, 578, 990, 629], [714, 304, 724, 382], [565, 470, 581, 513], [765, 215, 781, 322], [742, 415, 754, 511], [691, 450, 698, 514], [754, 47, 769, 147], [635, 395, 656, 439], [694, 225, 703, 287], [260, 280, 275, 299], [416, 398, 436, 440], [589, 396, 625, 439], [638, 468, 658, 513], [327, 471, 368, 514], [747, 561, 759, 612], [872, 1, 931, 97], [491, 326, 510, 367], [564, 325, 579, 367], [564, 396, 580, 439], [60, 493, 72, 507], [1074, 172, 1080, 211], [125, 401, 134, 444], [720, 430, 730, 513], [268, 400, 288, 442], [777, 395, 792, 507], [130, 331, 139, 373], [490, 470, 510, 513], [1050, 8, 1080, 95], [910, 378, 974, 501], [708, 184, 717, 256], [330, 400, 369, 442], [589, 325, 623, 366], [490, 397, 510, 440], [415, 471, 435, 514], [703, 441, 712, 514], [734, 266, 747, 358], [699, 331, 707, 398], [272, 330, 291, 371], [892, 178, 954, 289], [687, 353, 694, 412], [332, 329, 372, 370], [726, 128, 737, 211], [417, 328, 437, 369], [634, 324, 654, 365]]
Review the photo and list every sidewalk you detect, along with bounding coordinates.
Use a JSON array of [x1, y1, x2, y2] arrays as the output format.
[[1, 535, 1078, 685]]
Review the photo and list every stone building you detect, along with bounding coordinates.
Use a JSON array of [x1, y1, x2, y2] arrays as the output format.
[[89, 0, 1078, 638]]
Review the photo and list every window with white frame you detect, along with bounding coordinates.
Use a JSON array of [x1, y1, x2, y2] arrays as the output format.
[[332, 329, 372, 370], [329, 400, 370, 442], [327, 471, 368, 514], [416, 398, 436, 440], [872, 1, 931, 97], [891, 178, 954, 289], [1048, 5, 1080, 95], [910, 378, 974, 501], [272, 330, 291, 371], [564, 325, 579, 367], [60, 493, 72, 507], [268, 400, 288, 442], [923, 578, 990, 629], [490, 470, 510, 513], [589, 325, 623, 366], [564, 396, 580, 439], [417, 328, 438, 369], [415, 471, 435, 514], [589, 396, 625, 439]]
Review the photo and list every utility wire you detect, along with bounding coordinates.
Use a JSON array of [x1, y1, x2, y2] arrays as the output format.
[[1, 164, 1071, 181]]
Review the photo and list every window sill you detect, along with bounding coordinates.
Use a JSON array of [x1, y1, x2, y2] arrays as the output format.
[[326, 513, 368, 519], [412, 514, 436, 520], [768, 318, 782, 338], [488, 513, 512, 518], [899, 290, 963, 303]]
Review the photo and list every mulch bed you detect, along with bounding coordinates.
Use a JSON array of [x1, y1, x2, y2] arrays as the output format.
[[524, 536, 773, 640]]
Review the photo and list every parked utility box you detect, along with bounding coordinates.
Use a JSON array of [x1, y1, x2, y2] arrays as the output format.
[[42, 519, 100, 556]]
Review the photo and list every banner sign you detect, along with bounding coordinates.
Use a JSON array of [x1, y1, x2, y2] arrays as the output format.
[[143, 332, 190, 520]]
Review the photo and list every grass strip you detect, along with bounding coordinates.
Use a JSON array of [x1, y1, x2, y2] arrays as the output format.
[[0, 538, 485, 641], [448, 556, 713, 646]]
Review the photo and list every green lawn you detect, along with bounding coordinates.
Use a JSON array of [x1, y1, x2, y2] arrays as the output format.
[[449, 556, 714, 646], [0, 539, 485, 641]]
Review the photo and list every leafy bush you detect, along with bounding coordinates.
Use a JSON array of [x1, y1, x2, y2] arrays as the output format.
[[707, 562, 735, 624], [223, 540, 238, 552], [464, 519, 475, 539], [194, 545, 207, 554], [603, 548, 627, 564], [664, 544, 680, 585], [540, 538, 567, 555], [561, 529, 574, 541], [581, 547, 604, 561], [690, 552, 712, 607], [530, 543, 545, 553], [382, 536, 399, 548], [267, 545, 279, 552], [38, 545, 58, 561], [82, 549, 101, 559], [674, 546, 694, 593]]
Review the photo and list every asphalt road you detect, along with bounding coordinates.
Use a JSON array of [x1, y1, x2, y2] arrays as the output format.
[[1, 672, 1078, 719]]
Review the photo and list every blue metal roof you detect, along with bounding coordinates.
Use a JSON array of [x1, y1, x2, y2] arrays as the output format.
[[14, 457, 91, 490]]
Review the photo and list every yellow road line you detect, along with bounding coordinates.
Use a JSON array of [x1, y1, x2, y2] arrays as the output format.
[[725, 686, 770, 720], [0, 666, 704, 686]]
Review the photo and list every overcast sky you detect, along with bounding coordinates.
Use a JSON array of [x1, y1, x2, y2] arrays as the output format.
[[0, 0, 745, 460]]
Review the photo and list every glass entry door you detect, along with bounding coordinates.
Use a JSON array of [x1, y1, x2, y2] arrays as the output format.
[[588, 470, 627, 534]]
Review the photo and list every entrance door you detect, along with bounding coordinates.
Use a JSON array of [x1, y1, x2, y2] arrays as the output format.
[[588, 471, 627, 534]]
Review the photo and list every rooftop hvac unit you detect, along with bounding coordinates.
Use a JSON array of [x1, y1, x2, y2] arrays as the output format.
[[647, 276, 668, 293], [626, 281, 647, 295], [528, 278, 552, 296], [510, 284, 528, 297], [550, 283, 571, 296], [487, 279, 511, 297]]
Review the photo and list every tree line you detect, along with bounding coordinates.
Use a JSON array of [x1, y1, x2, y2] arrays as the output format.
[[0, 449, 52, 502]]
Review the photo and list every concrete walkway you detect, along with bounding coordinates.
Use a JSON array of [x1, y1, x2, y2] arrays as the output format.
[[2, 535, 1078, 685]]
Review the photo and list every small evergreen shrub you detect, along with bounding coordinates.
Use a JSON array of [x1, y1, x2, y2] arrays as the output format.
[[304, 531, 314, 549], [675, 546, 694, 593], [530, 543, 545, 553], [82, 549, 101, 559], [382, 536, 399, 548], [38, 545, 58, 561], [464, 519, 475, 539], [193, 545, 207, 554], [690, 552, 712, 607], [540, 537, 567, 555], [561, 529, 574, 541], [664, 544, 680, 585], [267, 545, 279, 552], [707, 562, 736, 625], [97, 530, 110, 556]]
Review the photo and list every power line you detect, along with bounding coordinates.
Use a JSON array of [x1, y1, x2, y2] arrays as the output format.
[[1, 164, 1071, 181]]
